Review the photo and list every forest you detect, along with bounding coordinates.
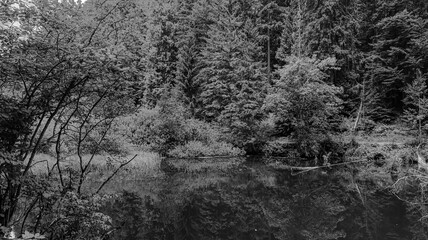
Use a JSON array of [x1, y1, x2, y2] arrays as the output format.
[[1, 0, 428, 239]]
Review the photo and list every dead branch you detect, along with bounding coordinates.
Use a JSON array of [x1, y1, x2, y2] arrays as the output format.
[[95, 154, 137, 195]]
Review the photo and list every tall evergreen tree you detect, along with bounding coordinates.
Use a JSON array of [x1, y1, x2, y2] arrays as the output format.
[[403, 69, 428, 141], [267, 0, 342, 138], [142, 0, 180, 106], [358, 1, 426, 121], [256, 0, 287, 82], [174, 0, 212, 116], [199, 0, 267, 144]]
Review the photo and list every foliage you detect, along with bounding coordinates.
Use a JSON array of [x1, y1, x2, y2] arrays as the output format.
[[115, 92, 189, 155], [357, 2, 428, 121], [141, 0, 180, 106], [116, 92, 245, 156], [296, 135, 346, 164], [39, 193, 112, 240], [403, 69, 428, 138], [265, 55, 343, 142], [197, 0, 268, 148], [167, 141, 244, 158], [263, 139, 295, 157], [0, 0, 140, 234]]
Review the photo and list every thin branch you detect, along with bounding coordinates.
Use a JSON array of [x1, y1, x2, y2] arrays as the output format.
[[77, 119, 113, 195], [95, 154, 137, 195], [22, 110, 47, 161], [86, 1, 122, 47], [26, 60, 66, 107], [29, 159, 49, 170], [55, 129, 65, 188], [20, 196, 40, 234], [83, 119, 114, 173], [23, 80, 76, 176]]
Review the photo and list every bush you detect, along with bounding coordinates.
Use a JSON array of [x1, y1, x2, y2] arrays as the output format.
[[263, 139, 294, 156], [111, 103, 188, 155], [296, 134, 345, 165], [113, 94, 244, 157], [220, 114, 276, 155], [182, 119, 224, 144], [98, 136, 131, 156], [23, 191, 113, 240]]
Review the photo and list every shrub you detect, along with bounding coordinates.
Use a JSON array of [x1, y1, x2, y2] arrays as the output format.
[[114, 95, 244, 157], [220, 114, 276, 155], [264, 56, 343, 139], [112, 94, 191, 155], [296, 134, 345, 164], [182, 119, 224, 144], [98, 137, 131, 156], [263, 139, 294, 156], [19, 190, 113, 240]]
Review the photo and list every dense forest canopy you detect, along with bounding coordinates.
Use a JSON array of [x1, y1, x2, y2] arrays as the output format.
[[1, 0, 428, 238], [2, 0, 428, 132]]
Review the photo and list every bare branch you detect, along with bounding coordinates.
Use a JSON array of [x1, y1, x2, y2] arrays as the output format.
[[77, 119, 113, 195], [95, 154, 137, 195], [86, 1, 122, 47], [23, 80, 77, 176]]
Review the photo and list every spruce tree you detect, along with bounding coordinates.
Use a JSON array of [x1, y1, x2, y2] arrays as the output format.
[[266, 0, 342, 138], [403, 69, 428, 141], [199, 0, 267, 146], [174, 0, 211, 116], [357, 0, 427, 121], [142, 0, 180, 106]]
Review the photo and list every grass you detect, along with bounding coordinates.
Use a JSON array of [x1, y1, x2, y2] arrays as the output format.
[[27, 151, 163, 195], [29, 151, 161, 173], [342, 123, 416, 146], [28, 151, 247, 197]]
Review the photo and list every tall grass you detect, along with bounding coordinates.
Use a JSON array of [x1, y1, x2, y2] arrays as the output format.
[[28, 151, 162, 193]]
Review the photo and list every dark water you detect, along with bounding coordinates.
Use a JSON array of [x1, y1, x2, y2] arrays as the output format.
[[102, 158, 428, 240]]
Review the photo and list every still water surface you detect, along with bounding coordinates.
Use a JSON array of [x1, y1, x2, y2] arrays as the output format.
[[102, 157, 427, 240]]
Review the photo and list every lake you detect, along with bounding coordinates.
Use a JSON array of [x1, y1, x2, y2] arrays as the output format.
[[101, 157, 428, 240]]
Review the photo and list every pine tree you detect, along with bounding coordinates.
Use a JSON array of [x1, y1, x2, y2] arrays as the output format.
[[199, 0, 267, 145], [355, 0, 428, 121], [174, 0, 211, 116], [142, 0, 180, 106], [267, 0, 342, 137], [364, 8, 424, 120], [403, 69, 428, 141]]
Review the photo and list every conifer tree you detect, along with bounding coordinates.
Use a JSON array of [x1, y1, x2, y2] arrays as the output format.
[[142, 0, 180, 106], [356, 0, 427, 121], [174, 0, 211, 116], [266, 0, 342, 138], [256, 0, 287, 80], [199, 0, 267, 145], [404, 69, 428, 141]]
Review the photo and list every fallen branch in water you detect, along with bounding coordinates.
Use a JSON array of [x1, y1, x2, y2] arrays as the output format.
[[270, 159, 368, 174], [167, 155, 243, 160]]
